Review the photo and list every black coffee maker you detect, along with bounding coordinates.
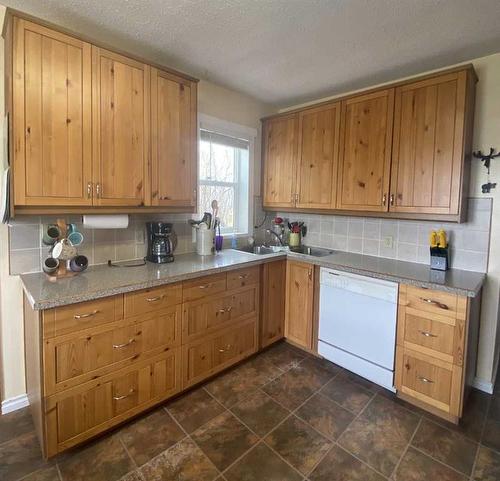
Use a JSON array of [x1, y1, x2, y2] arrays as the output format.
[[146, 222, 177, 263]]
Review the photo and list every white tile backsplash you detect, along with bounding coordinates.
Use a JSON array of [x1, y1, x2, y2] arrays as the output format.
[[278, 198, 492, 273]]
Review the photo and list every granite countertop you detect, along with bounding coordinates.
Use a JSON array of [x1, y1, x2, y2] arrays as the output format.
[[21, 249, 485, 310]]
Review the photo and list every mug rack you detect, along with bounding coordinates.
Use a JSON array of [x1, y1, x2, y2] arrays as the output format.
[[46, 219, 78, 280]]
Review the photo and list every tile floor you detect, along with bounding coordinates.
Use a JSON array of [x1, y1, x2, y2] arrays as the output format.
[[1, 341, 500, 481]]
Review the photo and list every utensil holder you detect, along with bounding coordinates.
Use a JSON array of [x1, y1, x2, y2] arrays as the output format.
[[196, 229, 214, 256]]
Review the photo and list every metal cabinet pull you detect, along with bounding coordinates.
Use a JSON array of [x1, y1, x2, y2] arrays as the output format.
[[390, 194, 395, 206], [419, 330, 437, 338], [96, 183, 102, 198], [113, 389, 135, 401], [419, 297, 449, 310], [113, 339, 135, 349], [87, 182, 93, 199], [417, 376, 434, 384], [218, 306, 233, 314], [146, 295, 164, 302], [238, 274, 249, 279], [198, 284, 211, 289], [218, 344, 233, 353], [382, 193, 387, 205], [74, 309, 99, 320]]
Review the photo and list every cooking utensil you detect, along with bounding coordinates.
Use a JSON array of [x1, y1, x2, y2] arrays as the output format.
[[211, 200, 219, 228]]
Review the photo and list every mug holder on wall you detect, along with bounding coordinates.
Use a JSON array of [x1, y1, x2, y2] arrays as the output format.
[[473, 148, 500, 193], [46, 219, 78, 280]]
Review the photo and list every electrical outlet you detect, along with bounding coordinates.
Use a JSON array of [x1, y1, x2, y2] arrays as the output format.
[[383, 236, 394, 248]]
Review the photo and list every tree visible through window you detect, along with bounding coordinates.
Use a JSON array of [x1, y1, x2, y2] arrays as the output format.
[[199, 129, 250, 235]]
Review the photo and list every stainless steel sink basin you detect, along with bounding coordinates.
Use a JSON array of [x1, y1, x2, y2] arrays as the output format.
[[290, 246, 335, 257], [236, 245, 281, 255]]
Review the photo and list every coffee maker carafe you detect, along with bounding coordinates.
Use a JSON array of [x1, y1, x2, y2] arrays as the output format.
[[146, 222, 177, 263]]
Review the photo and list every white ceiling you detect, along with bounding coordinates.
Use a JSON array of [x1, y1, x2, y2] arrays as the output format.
[[4, 0, 500, 107]]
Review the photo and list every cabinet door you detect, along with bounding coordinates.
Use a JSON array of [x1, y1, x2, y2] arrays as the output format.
[[390, 72, 468, 215], [261, 260, 286, 348], [285, 261, 314, 349], [262, 114, 298, 208], [296, 103, 341, 209], [337, 89, 394, 212], [12, 18, 92, 206], [151, 68, 197, 207], [92, 47, 150, 206]]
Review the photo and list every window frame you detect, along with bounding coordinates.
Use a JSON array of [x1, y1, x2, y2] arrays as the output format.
[[198, 114, 256, 237]]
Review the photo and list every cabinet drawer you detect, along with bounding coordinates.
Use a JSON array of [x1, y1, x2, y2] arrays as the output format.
[[396, 347, 461, 416], [45, 348, 181, 456], [182, 273, 227, 302], [182, 286, 258, 343], [405, 286, 458, 318], [227, 266, 259, 290], [182, 318, 258, 388], [44, 305, 182, 394], [124, 283, 182, 317], [43, 296, 124, 338]]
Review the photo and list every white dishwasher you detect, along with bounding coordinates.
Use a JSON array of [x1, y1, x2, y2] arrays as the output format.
[[318, 268, 398, 391]]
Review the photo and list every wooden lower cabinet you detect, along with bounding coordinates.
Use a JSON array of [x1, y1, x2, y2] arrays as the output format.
[[285, 260, 314, 349], [395, 284, 480, 423], [44, 348, 181, 456], [260, 260, 286, 348]]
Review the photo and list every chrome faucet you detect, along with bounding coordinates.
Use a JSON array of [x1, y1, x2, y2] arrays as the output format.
[[266, 229, 285, 246]]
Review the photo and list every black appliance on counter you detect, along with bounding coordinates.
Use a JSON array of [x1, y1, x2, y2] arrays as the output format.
[[146, 222, 177, 263]]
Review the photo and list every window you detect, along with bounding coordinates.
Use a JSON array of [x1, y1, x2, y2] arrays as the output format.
[[198, 115, 255, 236]]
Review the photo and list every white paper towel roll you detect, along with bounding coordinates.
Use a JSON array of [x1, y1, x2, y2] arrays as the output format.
[[83, 214, 129, 229]]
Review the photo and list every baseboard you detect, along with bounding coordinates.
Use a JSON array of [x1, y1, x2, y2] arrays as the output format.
[[472, 377, 494, 394], [1, 394, 29, 415]]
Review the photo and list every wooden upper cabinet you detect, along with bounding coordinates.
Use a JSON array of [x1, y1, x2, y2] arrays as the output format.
[[12, 18, 92, 206], [285, 260, 314, 350], [151, 68, 197, 207], [337, 89, 394, 212], [92, 47, 150, 206], [263, 114, 298, 208], [296, 102, 341, 209], [390, 71, 472, 215]]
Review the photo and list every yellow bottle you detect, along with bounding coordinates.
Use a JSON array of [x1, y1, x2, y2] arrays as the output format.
[[429, 231, 438, 248], [438, 229, 447, 248]]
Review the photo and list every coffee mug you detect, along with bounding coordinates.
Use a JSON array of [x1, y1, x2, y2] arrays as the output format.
[[42, 257, 59, 274], [42, 224, 61, 246], [68, 231, 84, 246], [70, 255, 88, 273], [52, 239, 77, 261]]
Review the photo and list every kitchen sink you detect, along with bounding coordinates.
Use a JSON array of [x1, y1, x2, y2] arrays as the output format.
[[236, 245, 282, 255], [289, 246, 335, 257]]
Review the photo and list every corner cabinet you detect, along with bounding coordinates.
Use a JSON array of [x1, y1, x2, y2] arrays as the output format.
[[12, 18, 93, 207], [261, 66, 476, 222], [7, 14, 198, 213]]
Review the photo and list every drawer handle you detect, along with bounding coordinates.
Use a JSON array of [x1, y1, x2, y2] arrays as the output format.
[[113, 389, 135, 401], [198, 284, 211, 289], [419, 330, 438, 338], [113, 339, 136, 349], [74, 309, 99, 320], [238, 274, 249, 279], [218, 344, 233, 353], [417, 376, 434, 384], [218, 306, 233, 313], [146, 295, 165, 302], [419, 297, 449, 310]]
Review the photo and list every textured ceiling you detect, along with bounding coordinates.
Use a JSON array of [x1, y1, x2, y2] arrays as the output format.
[[4, 0, 500, 106]]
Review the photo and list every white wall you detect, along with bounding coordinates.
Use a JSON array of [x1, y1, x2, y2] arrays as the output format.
[[279, 54, 500, 388]]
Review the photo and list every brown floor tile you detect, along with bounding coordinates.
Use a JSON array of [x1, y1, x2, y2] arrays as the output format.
[[119, 409, 185, 466], [205, 369, 261, 408], [394, 447, 468, 481], [0, 407, 35, 445], [482, 420, 500, 452], [473, 445, 500, 481], [262, 361, 329, 410], [140, 437, 219, 481], [338, 369, 381, 393], [191, 411, 258, 471], [488, 395, 500, 422], [0, 431, 49, 481], [411, 418, 478, 475], [118, 471, 143, 481], [58, 435, 134, 481], [296, 392, 355, 440], [306, 356, 343, 377], [259, 342, 305, 371], [309, 445, 385, 481], [338, 394, 419, 476], [167, 388, 225, 433], [233, 355, 284, 384], [231, 390, 289, 437], [224, 442, 302, 481], [264, 415, 331, 475], [321, 374, 374, 414], [19, 466, 60, 481]]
